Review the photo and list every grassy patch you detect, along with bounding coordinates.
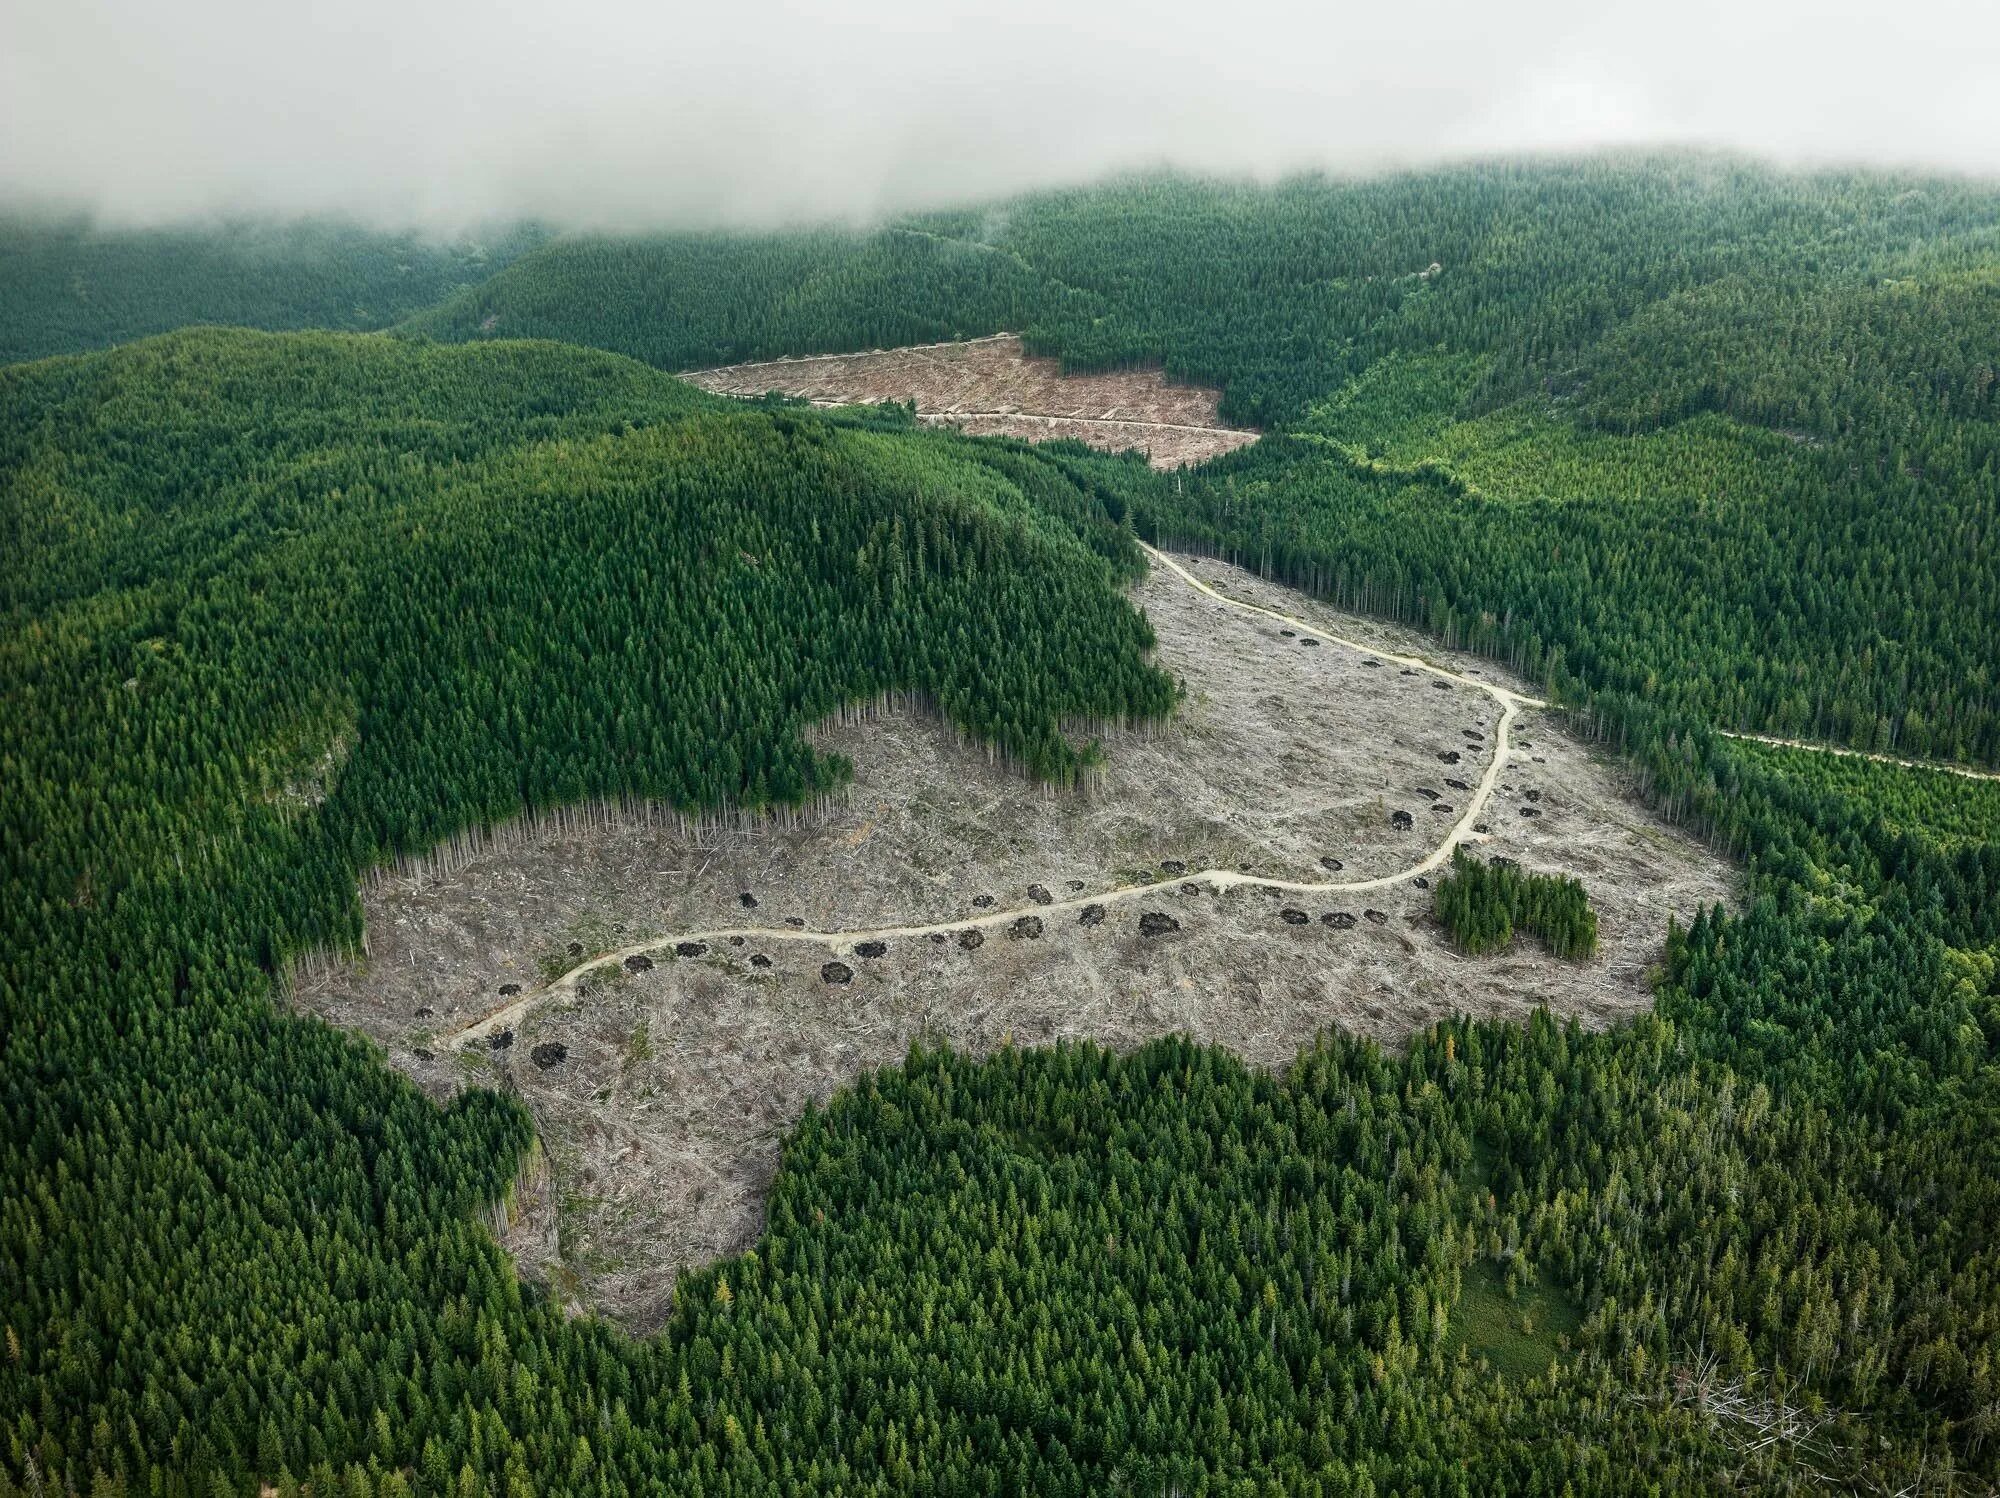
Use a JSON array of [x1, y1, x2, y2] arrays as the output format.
[[625, 1016, 653, 1070], [1447, 1258, 1582, 1378], [538, 914, 632, 982], [1301, 352, 1812, 512]]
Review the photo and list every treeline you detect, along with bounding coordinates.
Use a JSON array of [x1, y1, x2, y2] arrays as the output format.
[[0, 216, 544, 364], [1133, 427, 2000, 765], [1433, 849, 1598, 958], [401, 228, 1075, 371]]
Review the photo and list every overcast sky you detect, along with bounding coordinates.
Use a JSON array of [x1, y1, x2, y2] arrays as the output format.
[[5, 0, 1999, 229]]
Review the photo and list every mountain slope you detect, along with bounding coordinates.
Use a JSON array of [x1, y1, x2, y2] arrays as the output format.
[[0, 217, 546, 364]]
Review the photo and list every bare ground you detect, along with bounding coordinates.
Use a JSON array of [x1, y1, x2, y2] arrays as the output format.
[[683, 334, 1258, 468], [295, 553, 1734, 1330]]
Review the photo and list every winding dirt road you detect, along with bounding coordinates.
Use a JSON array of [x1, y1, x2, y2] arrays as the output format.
[[451, 546, 1546, 1046], [913, 412, 1249, 437]]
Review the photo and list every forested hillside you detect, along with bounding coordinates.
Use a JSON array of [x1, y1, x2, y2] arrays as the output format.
[[392, 157, 2000, 764], [0, 329, 1179, 1495], [5, 157, 2000, 1494], [0, 217, 544, 364], [401, 228, 1072, 370], [16, 165, 1999, 770], [406, 156, 2000, 420]]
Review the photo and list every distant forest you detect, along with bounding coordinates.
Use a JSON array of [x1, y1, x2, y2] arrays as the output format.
[[12, 158, 1996, 764], [5, 156, 1999, 1494], [0, 217, 547, 364]]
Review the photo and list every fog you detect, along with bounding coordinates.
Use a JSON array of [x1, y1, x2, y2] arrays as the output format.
[[5, 0, 1999, 230]]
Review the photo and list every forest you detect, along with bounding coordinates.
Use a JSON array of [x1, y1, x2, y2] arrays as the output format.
[[0, 218, 545, 365], [1432, 850, 1598, 959], [17, 159, 1992, 761], [4, 155, 2000, 1494]]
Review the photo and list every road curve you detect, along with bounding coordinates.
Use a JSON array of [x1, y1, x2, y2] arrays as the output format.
[[451, 547, 1546, 1046]]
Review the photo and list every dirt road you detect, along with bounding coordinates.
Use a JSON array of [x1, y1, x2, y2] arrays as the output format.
[[451, 546, 1546, 1046], [912, 412, 1247, 437]]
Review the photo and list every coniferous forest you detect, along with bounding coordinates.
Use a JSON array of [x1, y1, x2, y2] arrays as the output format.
[[4, 156, 2000, 1494], [1433, 851, 1598, 959], [0, 219, 547, 365]]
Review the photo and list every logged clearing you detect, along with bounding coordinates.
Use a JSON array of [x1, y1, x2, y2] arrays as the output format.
[[297, 553, 1732, 1329], [684, 334, 1259, 468]]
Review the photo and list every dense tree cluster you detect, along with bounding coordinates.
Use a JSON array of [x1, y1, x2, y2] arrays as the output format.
[[1432, 850, 1597, 959], [1576, 270, 2000, 437]]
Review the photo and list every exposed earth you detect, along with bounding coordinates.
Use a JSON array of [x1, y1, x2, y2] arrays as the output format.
[[295, 551, 1735, 1330], [683, 333, 1258, 467]]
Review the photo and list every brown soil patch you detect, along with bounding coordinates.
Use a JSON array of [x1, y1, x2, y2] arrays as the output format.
[[295, 554, 1733, 1330], [684, 334, 1258, 468]]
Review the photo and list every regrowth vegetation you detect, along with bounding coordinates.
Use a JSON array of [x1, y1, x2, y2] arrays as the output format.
[[1738, 739, 2000, 852]]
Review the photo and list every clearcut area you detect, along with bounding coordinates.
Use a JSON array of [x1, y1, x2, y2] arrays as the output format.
[[295, 552, 1733, 1328], [684, 334, 1259, 467]]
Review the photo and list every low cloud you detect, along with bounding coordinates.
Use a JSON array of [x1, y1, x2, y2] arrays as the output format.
[[5, 0, 1998, 230]]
